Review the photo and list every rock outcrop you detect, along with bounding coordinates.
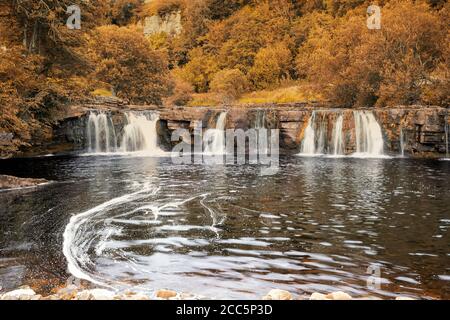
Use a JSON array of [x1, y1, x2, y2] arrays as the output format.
[[0, 175, 48, 190], [143, 11, 182, 36], [16, 102, 450, 159]]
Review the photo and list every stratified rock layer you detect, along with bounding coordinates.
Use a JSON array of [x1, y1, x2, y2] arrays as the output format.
[[19, 102, 450, 158]]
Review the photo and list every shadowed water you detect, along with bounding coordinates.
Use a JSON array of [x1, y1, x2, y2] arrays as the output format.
[[0, 155, 449, 299]]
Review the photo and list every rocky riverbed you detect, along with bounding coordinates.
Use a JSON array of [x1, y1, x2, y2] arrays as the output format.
[[0, 286, 416, 301]]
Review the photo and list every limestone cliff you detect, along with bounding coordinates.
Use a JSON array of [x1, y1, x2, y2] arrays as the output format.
[[35, 103, 449, 159]]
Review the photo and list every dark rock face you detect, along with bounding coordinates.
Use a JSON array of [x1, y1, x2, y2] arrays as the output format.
[[157, 105, 449, 157], [18, 103, 450, 158], [0, 175, 48, 190]]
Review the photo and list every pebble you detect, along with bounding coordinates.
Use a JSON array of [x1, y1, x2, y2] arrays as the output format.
[[156, 289, 178, 299], [0, 286, 422, 301], [395, 296, 415, 300], [262, 289, 292, 300], [309, 292, 331, 300], [0, 287, 40, 300], [325, 291, 353, 300]]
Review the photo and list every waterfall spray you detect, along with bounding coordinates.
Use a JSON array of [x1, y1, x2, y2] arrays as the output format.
[[86, 111, 164, 155], [121, 112, 163, 154], [445, 113, 449, 159], [400, 127, 405, 158], [353, 111, 384, 157], [331, 114, 344, 156], [86, 112, 117, 153], [204, 112, 227, 155], [300, 112, 317, 155]]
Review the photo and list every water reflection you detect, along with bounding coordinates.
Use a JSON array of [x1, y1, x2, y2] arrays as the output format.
[[0, 155, 448, 299]]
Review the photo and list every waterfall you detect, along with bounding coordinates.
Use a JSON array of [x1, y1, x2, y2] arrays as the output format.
[[255, 110, 268, 155], [299, 112, 337, 156], [400, 127, 405, 157], [85, 111, 164, 155], [299, 110, 384, 157], [204, 112, 227, 155], [86, 112, 117, 153], [121, 112, 163, 154], [331, 114, 344, 156], [445, 112, 449, 159], [255, 110, 266, 129], [300, 112, 317, 155], [353, 111, 384, 157]]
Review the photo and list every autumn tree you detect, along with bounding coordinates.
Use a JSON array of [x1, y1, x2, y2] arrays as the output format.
[[248, 43, 293, 90], [86, 25, 172, 105], [296, 0, 448, 107], [210, 68, 248, 101]]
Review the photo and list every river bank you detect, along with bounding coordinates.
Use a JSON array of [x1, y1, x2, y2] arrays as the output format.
[[0, 175, 49, 191], [0, 286, 416, 301]]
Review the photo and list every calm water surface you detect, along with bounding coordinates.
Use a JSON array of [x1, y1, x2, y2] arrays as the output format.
[[0, 155, 449, 299]]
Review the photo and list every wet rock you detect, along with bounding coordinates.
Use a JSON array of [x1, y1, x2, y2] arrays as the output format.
[[262, 289, 292, 300], [55, 285, 79, 300], [309, 292, 331, 300], [120, 293, 150, 300], [179, 292, 196, 300], [76, 291, 94, 300], [0, 287, 38, 300], [325, 291, 352, 300], [84, 289, 116, 300], [156, 289, 178, 299], [0, 175, 48, 190]]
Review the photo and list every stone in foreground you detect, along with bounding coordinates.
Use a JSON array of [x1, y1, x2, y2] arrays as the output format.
[[262, 289, 292, 300], [156, 289, 178, 299]]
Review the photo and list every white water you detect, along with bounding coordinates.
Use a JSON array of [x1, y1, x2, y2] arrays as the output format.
[[62, 184, 162, 288], [353, 111, 385, 157], [204, 112, 227, 155], [299, 112, 344, 156], [62, 185, 220, 291], [85, 111, 165, 156], [255, 110, 268, 155], [255, 110, 266, 130], [400, 127, 405, 157], [299, 112, 318, 155], [331, 114, 344, 156], [445, 117, 449, 159], [86, 112, 117, 153], [299, 110, 386, 158], [121, 113, 164, 155]]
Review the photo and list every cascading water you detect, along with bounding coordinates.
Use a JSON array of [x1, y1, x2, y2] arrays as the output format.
[[331, 114, 344, 156], [86, 112, 117, 153], [299, 112, 317, 155], [299, 110, 384, 157], [400, 127, 405, 157], [299, 112, 343, 156], [255, 110, 266, 130], [121, 112, 163, 154], [85, 111, 164, 155], [204, 112, 227, 155], [445, 112, 449, 159], [353, 111, 384, 157], [255, 110, 268, 155]]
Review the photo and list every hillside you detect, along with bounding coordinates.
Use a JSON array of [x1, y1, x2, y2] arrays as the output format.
[[0, 0, 448, 157]]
